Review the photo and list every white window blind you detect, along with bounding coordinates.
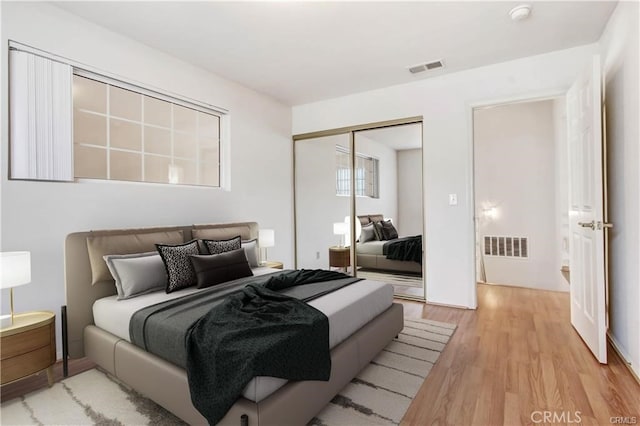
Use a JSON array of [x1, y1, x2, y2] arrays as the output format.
[[10, 49, 73, 181]]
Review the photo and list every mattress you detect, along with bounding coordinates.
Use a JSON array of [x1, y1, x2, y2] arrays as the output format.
[[356, 240, 386, 255], [93, 267, 393, 403]]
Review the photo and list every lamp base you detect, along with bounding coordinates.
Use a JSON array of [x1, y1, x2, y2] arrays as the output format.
[[0, 314, 12, 329]]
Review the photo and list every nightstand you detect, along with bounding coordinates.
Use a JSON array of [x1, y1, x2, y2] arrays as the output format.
[[329, 246, 351, 270], [1, 311, 56, 386], [263, 261, 284, 269]]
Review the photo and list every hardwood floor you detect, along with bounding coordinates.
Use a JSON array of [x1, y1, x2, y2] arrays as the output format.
[[2, 283, 637, 426], [400, 283, 640, 426]]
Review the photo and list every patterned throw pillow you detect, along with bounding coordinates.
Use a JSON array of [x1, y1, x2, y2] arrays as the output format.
[[203, 236, 241, 255], [381, 220, 399, 240], [156, 240, 201, 293]]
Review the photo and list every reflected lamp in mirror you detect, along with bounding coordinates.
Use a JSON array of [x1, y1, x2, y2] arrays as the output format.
[[258, 229, 275, 265], [333, 222, 348, 247], [0, 251, 31, 328]]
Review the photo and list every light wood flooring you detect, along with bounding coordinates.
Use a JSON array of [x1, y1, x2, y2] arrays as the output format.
[[2, 283, 638, 426], [400, 283, 640, 426]]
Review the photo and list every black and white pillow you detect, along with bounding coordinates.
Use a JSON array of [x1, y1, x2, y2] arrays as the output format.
[[380, 220, 399, 240], [203, 236, 241, 255], [156, 240, 201, 293], [372, 221, 385, 240]]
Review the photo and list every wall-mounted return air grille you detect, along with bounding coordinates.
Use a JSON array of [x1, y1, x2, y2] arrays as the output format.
[[484, 236, 528, 258]]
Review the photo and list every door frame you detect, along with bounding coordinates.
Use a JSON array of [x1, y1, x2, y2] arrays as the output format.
[[292, 116, 426, 301], [468, 88, 567, 309]]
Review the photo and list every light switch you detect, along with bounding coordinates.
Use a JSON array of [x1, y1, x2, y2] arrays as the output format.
[[449, 193, 458, 205]]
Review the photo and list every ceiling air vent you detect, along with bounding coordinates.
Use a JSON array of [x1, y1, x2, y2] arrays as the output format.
[[426, 60, 444, 70], [407, 59, 444, 75]]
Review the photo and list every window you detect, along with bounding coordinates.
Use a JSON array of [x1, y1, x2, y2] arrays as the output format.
[[73, 74, 221, 187], [335, 146, 379, 198]]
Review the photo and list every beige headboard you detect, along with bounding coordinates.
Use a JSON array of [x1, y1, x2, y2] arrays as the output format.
[[64, 222, 259, 358]]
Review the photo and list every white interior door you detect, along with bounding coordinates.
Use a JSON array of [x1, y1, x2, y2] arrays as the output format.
[[567, 55, 608, 363]]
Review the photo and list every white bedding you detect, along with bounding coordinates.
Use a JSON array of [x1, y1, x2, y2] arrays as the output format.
[[92, 267, 393, 403], [356, 240, 386, 255]]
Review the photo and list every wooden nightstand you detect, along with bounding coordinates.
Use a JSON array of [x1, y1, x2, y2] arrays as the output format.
[[263, 261, 284, 269], [329, 246, 351, 270], [1, 311, 56, 386]]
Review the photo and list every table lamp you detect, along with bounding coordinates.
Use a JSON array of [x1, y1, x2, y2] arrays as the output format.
[[333, 222, 348, 247], [0, 251, 31, 328], [258, 229, 275, 265]]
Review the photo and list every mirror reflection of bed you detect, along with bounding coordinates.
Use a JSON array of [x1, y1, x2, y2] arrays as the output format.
[[355, 214, 423, 298], [354, 123, 424, 299], [293, 120, 424, 300]]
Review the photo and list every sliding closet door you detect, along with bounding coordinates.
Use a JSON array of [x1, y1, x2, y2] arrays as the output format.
[[354, 124, 424, 299], [294, 134, 352, 272]]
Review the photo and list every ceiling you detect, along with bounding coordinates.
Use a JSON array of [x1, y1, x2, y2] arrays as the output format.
[[358, 123, 422, 151], [53, 1, 617, 106]]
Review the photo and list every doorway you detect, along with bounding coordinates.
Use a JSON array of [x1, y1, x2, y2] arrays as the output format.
[[473, 97, 570, 293]]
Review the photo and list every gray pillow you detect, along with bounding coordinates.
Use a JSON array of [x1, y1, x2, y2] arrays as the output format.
[[242, 239, 259, 267], [156, 240, 201, 293], [360, 223, 378, 243], [189, 248, 253, 289], [103, 252, 167, 300]]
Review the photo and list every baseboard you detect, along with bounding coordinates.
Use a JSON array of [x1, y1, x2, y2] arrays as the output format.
[[607, 332, 640, 386], [425, 300, 474, 310]]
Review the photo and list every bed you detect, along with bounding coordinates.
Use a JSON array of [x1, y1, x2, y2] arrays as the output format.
[[355, 214, 422, 274], [64, 221, 403, 425]]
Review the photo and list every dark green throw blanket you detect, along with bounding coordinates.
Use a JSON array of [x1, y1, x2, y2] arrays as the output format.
[[184, 269, 358, 425], [384, 235, 422, 264]]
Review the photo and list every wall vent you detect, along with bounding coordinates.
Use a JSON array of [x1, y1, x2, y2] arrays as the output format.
[[483, 236, 528, 258]]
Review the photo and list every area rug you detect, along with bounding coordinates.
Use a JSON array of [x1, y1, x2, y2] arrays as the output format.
[[0, 318, 455, 426]]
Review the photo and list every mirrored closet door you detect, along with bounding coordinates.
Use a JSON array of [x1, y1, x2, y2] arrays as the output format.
[[294, 134, 353, 272], [294, 119, 425, 300]]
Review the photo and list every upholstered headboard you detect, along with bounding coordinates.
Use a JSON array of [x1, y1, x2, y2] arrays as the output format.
[[64, 222, 259, 358]]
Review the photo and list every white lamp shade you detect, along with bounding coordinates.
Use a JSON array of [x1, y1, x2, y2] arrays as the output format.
[[333, 222, 348, 236], [258, 229, 275, 248], [0, 252, 31, 289]]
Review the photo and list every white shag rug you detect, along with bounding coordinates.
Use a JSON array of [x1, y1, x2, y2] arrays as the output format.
[[1, 318, 456, 426]]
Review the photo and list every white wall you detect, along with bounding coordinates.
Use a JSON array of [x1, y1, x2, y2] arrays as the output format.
[[355, 134, 398, 232], [0, 2, 293, 356], [599, 1, 640, 379], [293, 44, 598, 308], [474, 100, 568, 292], [397, 149, 423, 237], [294, 133, 397, 269]]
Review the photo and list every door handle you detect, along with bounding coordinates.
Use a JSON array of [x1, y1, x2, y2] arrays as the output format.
[[597, 221, 613, 230], [578, 221, 596, 230]]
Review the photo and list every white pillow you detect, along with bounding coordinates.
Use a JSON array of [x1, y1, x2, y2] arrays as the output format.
[[242, 239, 260, 267], [103, 252, 168, 300]]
